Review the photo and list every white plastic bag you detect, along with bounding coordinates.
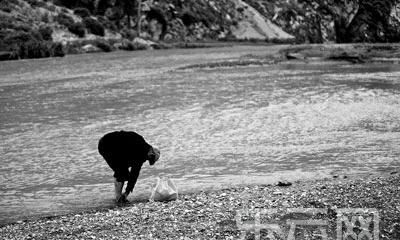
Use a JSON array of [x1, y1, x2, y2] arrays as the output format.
[[149, 177, 178, 202]]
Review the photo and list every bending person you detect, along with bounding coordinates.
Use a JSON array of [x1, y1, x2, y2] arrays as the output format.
[[98, 130, 160, 203]]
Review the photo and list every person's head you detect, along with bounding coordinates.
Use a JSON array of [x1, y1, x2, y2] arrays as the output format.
[[148, 147, 160, 165]]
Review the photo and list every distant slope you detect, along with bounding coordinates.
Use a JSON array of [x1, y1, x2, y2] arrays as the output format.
[[230, 0, 294, 41]]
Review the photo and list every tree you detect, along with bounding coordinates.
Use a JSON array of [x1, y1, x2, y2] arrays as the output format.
[[115, 0, 137, 28], [298, 0, 360, 43], [360, 0, 397, 42], [301, 0, 398, 43]]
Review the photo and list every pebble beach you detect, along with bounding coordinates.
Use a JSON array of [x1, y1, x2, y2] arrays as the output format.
[[1, 173, 399, 240]]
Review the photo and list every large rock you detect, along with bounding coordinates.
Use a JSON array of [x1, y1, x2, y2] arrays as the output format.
[[132, 37, 157, 50], [116, 38, 158, 51], [81, 44, 101, 53]]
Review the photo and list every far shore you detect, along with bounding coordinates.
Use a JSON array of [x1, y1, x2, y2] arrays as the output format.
[[1, 172, 399, 239], [4, 41, 400, 67]]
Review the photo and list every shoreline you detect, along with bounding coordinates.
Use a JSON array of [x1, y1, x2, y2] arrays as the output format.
[[0, 169, 382, 226], [3, 42, 400, 64], [1, 172, 399, 239], [0, 40, 278, 62]]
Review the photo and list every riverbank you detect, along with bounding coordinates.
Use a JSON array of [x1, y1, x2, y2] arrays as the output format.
[[1, 172, 398, 239], [278, 43, 400, 64], [175, 43, 400, 70]]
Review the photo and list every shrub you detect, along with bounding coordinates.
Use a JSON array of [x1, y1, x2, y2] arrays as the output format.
[[74, 7, 91, 18], [0, 30, 8, 40], [55, 13, 74, 28], [53, 0, 72, 8], [52, 42, 65, 57], [0, 51, 18, 61], [41, 12, 50, 23], [3, 31, 35, 45], [14, 23, 32, 32], [18, 40, 52, 58], [119, 40, 134, 51], [36, 1, 47, 8], [0, 30, 65, 60], [44, 4, 56, 12], [61, 7, 69, 13], [97, 16, 117, 32], [38, 26, 53, 41], [29, 30, 44, 41], [95, 40, 113, 52], [3, 0, 20, 6], [121, 28, 137, 40], [0, 5, 12, 13], [83, 17, 104, 36], [0, 39, 8, 52], [14, 40, 65, 59], [0, 15, 32, 32], [181, 12, 198, 26], [64, 41, 84, 54], [54, 0, 95, 12], [266, 37, 296, 44], [25, 0, 47, 8], [68, 22, 86, 37]]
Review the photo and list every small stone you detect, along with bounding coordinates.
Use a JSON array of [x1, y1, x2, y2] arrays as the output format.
[[277, 181, 292, 187], [286, 52, 306, 60]]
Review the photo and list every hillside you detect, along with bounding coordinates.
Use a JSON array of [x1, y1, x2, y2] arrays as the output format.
[[2, 0, 400, 61], [244, 0, 400, 44], [0, 0, 294, 61]]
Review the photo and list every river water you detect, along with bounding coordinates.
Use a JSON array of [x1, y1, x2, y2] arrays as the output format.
[[1, 46, 399, 224]]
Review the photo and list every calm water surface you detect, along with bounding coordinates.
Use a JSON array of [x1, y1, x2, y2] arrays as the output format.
[[1, 46, 399, 224]]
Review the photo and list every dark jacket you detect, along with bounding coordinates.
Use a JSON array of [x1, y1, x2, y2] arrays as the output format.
[[98, 131, 152, 193]]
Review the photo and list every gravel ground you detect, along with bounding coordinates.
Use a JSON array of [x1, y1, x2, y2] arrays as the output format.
[[1, 173, 399, 240]]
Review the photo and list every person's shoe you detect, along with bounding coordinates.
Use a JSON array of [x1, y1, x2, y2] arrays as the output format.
[[116, 194, 129, 204]]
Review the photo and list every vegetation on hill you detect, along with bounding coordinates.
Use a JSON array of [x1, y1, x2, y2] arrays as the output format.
[[0, 0, 246, 60], [244, 0, 400, 44]]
